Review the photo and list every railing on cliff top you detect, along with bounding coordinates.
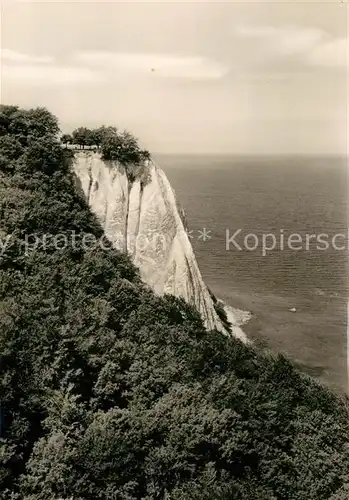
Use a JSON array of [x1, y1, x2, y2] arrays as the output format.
[[60, 144, 99, 152]]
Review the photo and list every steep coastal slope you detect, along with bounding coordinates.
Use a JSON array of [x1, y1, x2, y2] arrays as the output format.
[[2, 106, 349, 500], [73, 151, 248, 340]]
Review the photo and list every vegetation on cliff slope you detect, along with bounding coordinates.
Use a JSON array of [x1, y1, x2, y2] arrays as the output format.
[[0, 105, 348, 500], [61, 126, 150, 166]]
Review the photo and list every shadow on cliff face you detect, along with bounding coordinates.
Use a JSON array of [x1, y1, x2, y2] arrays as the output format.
[[207, 287, 232, 333], [107, 159, 152, 189], [178, 205, 189, 232], [73, 151, 153, 195]]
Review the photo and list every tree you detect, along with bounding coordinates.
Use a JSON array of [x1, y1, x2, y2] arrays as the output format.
[[0, 136, 24, 162], [84, 129, 96, 148], [26, 107, 60, 139], [7, 107, 60, 145], [69, 125, 120, 151], [100, 129, 150, 166], [0, 106, 59, 149], [0, 106, 19, 136], [72, 127, 91, 149], [7, 109, 31, 145], [61, 134, 73, 149], [93, 125, 118, 149]]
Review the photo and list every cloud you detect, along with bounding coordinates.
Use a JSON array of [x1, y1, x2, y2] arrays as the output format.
[[1, 48, 228, 87], [236, 26, 325, 54], [2, 64, 104, 85], [1, 48, 54, 64], [307, 38, 347, 68], [74, 51, 228, 79], [1, 47, 104, 86], [235, 25, 346, 68]]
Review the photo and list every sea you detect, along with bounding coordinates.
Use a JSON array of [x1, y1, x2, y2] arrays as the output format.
[[155, 154, 348, 394]]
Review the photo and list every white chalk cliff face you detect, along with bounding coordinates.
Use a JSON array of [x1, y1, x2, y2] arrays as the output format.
[[73, 152, 248, 341]]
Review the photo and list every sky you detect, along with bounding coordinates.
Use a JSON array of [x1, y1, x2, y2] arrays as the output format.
[[0, 0, 347, 155]]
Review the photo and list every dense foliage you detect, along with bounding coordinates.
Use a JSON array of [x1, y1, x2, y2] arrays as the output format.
[[1, 105, 348, 500], [63, 126, 150, 166]]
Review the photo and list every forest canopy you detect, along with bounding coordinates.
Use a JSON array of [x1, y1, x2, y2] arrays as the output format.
[[0, 104, 348, 500]]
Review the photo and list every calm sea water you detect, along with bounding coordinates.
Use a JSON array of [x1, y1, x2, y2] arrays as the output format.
[[155, 154, 348, 393]]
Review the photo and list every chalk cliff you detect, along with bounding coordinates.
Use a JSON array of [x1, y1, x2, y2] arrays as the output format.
[[73, 152, 248, 341]]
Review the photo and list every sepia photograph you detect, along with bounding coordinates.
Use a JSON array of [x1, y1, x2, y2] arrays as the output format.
[[0, 1, 348, 499]]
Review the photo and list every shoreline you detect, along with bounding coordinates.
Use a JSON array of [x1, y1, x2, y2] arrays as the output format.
[[220, 300, 253, 343]]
